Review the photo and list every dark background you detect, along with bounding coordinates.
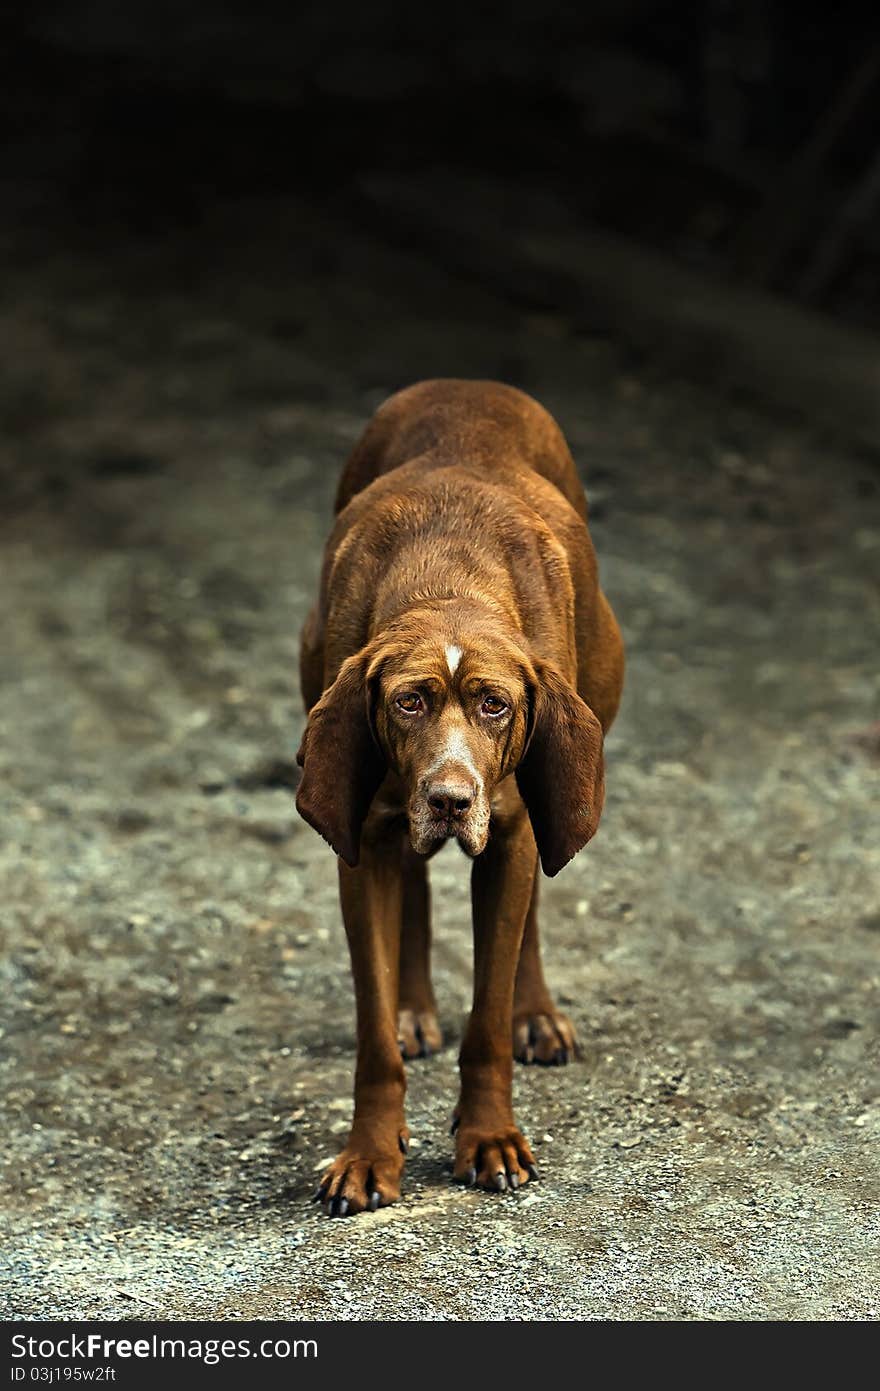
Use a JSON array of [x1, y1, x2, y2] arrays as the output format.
[[6, 2, 880, 321]]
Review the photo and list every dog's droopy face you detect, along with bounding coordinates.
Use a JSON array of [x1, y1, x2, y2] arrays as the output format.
[[373, 637, 530, 858], [296, 614, 606, 877]]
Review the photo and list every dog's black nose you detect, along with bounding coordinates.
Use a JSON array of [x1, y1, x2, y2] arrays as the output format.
[[426, 782, 474, 819]]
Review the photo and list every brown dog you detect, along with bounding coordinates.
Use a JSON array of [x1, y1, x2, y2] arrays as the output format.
[[296, 380, 623, 1215]]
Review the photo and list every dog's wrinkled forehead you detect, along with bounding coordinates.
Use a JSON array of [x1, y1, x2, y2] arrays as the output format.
[[375, 633, 528, 703]]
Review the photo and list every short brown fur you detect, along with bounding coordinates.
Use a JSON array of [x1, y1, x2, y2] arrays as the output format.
[[297, 380, 623, 1215]]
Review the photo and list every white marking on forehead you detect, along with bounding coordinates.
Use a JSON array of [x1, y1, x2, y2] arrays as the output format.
[[445, 644, 462, 675]]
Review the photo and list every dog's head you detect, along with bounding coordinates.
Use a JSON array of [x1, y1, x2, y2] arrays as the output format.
[[295, 613, 604, 875]]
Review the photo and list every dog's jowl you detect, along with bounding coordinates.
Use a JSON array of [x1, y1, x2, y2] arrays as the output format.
[[296, 379, 624, 1216]]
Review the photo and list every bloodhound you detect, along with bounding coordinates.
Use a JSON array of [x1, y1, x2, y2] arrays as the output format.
[[297, 380, 623, 1215]]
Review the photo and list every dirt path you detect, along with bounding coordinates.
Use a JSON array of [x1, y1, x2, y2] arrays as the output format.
[[1, 194, 878, 1319]]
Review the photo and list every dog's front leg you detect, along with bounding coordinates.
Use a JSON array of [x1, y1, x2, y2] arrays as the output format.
[[316, 825, 408, 1216], [454, 806, 539, 1191]]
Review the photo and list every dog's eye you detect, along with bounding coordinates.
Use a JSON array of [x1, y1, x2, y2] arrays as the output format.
[[395, 692, 424, 715], [481, 695, 508, 717]]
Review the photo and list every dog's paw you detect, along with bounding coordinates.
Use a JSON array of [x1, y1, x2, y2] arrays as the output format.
[[314, 1131, 408, 1217], [453, 1124, 537, 1192], [513, 1007, 577, 1065], [398, 1006, 443, 1059]]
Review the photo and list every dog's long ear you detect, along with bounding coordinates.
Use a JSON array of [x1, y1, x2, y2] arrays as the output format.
[[516, 661, 605, 877], [295, 650, 386, 867]]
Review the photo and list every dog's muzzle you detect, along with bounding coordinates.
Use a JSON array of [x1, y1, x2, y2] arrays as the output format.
[[408, 772, 490, 857]]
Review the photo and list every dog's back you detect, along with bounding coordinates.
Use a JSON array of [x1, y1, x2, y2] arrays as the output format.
[[334, 379, 590, 525], [312, 379, 621, 730]]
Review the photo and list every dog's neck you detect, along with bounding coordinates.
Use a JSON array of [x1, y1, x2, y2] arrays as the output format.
[[368, 592, 518, 649]]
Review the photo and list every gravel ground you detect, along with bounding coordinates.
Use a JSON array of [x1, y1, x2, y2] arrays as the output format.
[[1, 191, 878, 1321]]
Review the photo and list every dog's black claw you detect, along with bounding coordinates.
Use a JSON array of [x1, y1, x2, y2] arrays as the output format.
[[399, 1134, 409, 1155], [527, 1163, 540, 1181], [312, 1186, 325, 1203], [494, 1172, 507, 1192], [369, 1191, 380, 1211], [466, 1166, 477, 1187], [337, 1197, 349, 1217], [509, 1172, 520, 1189], [450, 1114, 460, 1135]]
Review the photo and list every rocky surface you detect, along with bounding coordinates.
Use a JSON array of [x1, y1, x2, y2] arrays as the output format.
[[1, 191, 878, 1320]]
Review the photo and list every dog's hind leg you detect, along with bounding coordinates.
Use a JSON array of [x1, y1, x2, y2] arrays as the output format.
[[397, 842, 443, 1059], [512, 867, 578, 1065]]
